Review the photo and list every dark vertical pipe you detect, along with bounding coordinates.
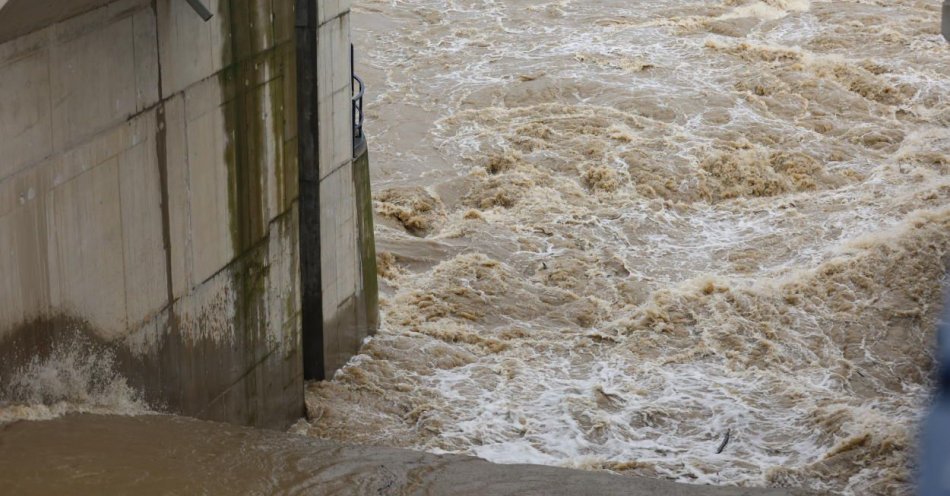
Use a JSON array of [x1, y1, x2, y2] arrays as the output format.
[[297, 0, 325, 381]]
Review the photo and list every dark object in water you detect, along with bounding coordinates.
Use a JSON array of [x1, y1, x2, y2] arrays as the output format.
[[944, 0, 949, 43], [918, 293, 950, 495], [716, 429, 731, 454]]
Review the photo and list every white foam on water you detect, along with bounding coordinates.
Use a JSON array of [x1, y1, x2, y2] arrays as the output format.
[[306, 1, 950, 494], [721, 0, 811, 21]]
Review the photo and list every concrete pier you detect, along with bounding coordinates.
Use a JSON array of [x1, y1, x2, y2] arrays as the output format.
[[0, 0, 378, 428]]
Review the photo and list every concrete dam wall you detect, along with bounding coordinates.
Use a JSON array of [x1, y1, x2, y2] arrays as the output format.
[[0, 0, 377, 428]]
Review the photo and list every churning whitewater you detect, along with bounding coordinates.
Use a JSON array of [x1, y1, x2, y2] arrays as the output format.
[[300, 0, 950, 494]]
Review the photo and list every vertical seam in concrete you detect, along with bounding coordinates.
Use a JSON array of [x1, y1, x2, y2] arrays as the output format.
[[183, 96, 194, 294], [151, 0, 182, 410], [44, 29, 55, 157], [116, 153, 131, 328], [43, 28, 57, 311], [131, 11, 139, 111], [151, 0, 176, 325]]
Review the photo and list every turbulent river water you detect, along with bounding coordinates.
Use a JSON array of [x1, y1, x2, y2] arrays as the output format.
[[1, 1, 947, 495], [299, 1, 950, 494]]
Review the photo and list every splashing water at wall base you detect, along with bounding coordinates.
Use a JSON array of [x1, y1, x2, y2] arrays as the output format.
[[0, 334, 148, 425]]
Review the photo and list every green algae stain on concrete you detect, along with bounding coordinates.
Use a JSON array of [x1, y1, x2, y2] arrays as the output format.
[[353, 146, 380, 334], [219, 0, 284, 258], [217, 0, 292, 339], [219, 68, 242, 261], [206, 0, 302, 426], [211, 0, 376, 384]]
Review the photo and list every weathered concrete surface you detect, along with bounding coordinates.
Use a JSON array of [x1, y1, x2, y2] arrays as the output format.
[[354, 144, 380, 335], [0, 0, 307, 428], [1, 0, 379, 428], [0, 0, 117, 43], [0, 414, 814, 496]]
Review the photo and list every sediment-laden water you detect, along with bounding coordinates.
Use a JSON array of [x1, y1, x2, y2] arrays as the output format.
[[300, 1, 950, 494], [0, 1, 946, 494], [0, 414, 808, 496]]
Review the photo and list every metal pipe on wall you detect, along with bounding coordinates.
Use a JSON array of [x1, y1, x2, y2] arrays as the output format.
[[296, 0, 326, 382], [185, 0, 213, 22]]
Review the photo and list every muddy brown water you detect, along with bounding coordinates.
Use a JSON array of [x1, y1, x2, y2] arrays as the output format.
[[1, 1, 948, 495], [301, 1, 950, 495], [0, 414, 813, 496]]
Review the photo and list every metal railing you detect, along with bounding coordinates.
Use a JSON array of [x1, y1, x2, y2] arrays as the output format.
[[351, 45, 365, 144]]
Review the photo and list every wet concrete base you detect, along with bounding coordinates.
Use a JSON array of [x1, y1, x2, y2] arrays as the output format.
[[0, 414, 813, 495]]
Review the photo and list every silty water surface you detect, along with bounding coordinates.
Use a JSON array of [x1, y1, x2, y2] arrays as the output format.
[[301, 1, 950, 494]]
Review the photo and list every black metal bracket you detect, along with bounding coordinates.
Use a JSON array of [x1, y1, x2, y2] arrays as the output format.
[[185, 0, 214, 22], [351, 44, 366, 154]]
